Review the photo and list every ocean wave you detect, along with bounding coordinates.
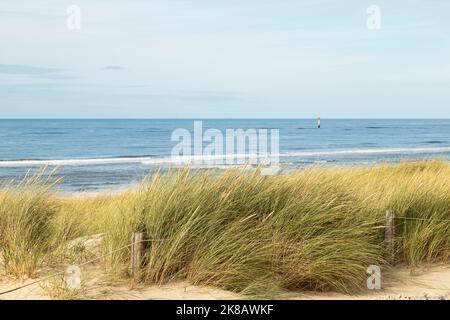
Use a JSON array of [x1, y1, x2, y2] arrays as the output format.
[[284, 147, 450, 157], [0, 147, 449, 168], [0, 156, 168, 167]]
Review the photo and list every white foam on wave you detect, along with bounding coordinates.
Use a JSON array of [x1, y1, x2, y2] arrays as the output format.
[[284, 146, 450, 157], [0, 156, 169, 167], [0, 147, 449, 168]]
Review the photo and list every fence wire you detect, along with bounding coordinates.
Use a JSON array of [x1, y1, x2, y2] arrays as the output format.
[[0, 238, 163, 296]]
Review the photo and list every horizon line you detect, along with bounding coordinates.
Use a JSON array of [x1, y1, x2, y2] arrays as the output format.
[[1, 117, 450, 120]]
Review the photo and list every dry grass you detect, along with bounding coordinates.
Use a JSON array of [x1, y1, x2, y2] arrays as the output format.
[[0, 161, 449, 296]]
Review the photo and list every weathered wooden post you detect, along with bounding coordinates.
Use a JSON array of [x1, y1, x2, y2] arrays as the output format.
[[385, 210, 396, 264], [130, 231, 147, 276]]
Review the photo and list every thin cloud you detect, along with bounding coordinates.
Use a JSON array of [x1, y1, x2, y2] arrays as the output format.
[[0, 64, 61, 75], [31, 74, 77, 80], [103, 66, 125, 71]]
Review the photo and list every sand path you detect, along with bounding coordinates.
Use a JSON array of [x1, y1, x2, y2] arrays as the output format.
[[1, 265, 449, 300]]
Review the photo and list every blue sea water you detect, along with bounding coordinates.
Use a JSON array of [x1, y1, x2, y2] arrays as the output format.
[[0, 119, 449, 192]]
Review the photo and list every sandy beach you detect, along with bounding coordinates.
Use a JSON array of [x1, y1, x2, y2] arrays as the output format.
[[1, 265, 449, 300]]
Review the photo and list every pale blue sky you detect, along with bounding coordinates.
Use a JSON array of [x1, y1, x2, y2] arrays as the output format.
[[0, 0, 449, 118]]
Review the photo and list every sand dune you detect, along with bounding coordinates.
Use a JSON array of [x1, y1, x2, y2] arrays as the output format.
[[1, 265, 449, 300]]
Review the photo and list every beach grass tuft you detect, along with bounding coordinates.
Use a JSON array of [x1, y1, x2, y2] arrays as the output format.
[[0, 161, 449, 295]]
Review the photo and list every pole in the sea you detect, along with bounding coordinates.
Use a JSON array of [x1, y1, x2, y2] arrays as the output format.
[[317, 117, 321, 129]]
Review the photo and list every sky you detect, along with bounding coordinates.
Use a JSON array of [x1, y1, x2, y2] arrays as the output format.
[[0, 0, 449, 118]]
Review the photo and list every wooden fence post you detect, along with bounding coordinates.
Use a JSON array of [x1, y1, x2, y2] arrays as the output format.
[[385, 210, 396, 264], [130, 231, 147, 276]]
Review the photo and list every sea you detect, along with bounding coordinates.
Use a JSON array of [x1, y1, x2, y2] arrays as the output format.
[[0, 119, 449, 192]]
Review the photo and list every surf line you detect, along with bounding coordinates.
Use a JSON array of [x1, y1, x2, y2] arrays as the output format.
[[1, 146, 450, 168]]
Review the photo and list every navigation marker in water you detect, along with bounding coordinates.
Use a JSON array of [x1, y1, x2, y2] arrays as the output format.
[[317, 117, 321, 129]]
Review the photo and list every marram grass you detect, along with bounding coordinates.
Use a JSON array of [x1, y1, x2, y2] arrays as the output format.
[[0, 161, 449, 295]]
